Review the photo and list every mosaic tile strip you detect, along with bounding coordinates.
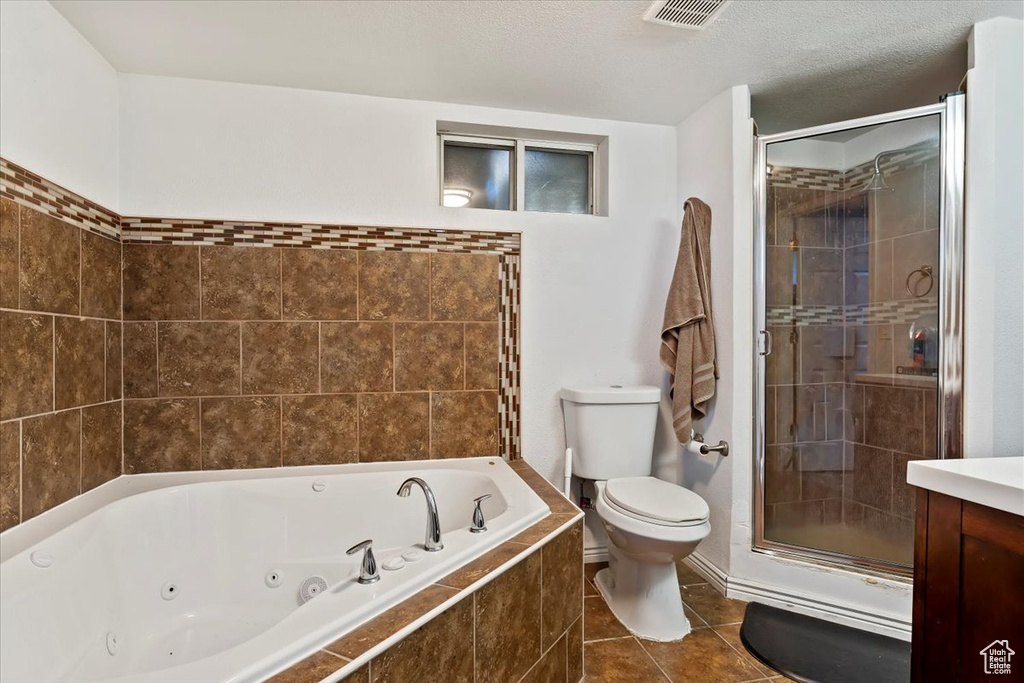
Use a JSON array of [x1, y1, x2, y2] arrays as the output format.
[[766, 304, 845, 326], [122, 217, 520, 254], [767, 298, 939, 327], [845, 298, 939, 325], [843, 141, 938, 188], [498, 255, 521, 461], [768, 166, 844, 192], [0, 157, 120, 240]]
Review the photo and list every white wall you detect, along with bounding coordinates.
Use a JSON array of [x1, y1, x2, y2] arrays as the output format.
[[964, 17, 1024, 458], [0, 1, 119, 209], [117, 74, 680, 487]]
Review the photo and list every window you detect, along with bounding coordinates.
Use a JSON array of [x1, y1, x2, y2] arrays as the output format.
[[440, 133, 598, 215]]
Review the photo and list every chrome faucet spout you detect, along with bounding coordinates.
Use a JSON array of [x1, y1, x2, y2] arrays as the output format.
[[397, 477, 444, 552]]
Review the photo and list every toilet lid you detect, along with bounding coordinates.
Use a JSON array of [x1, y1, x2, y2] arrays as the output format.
[[605, 477, 710, 526]]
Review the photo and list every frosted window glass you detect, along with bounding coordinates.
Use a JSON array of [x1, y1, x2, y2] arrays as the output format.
[[524, 148, 591, 214], [442, 143, 512, 210]]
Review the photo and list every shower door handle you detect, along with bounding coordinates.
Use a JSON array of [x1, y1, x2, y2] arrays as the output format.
[[758, 330, 772, 357]]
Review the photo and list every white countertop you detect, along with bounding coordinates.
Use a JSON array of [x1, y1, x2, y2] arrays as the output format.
[[907, 457, 1024, 517]]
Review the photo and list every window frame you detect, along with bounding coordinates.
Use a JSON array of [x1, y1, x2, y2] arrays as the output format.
[[439, 133, 599, 215]]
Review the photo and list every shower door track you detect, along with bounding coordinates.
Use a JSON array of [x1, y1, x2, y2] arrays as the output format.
[[751, 94, 965, 578]]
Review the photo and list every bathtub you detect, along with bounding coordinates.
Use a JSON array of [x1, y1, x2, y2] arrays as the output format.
[[0, 457, 549, 682]]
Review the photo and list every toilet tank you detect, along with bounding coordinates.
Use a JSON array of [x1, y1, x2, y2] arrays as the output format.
[[559, 385, 661, 480]]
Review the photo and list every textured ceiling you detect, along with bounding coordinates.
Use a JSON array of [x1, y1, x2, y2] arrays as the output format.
[[51, 0, 1022, 132]]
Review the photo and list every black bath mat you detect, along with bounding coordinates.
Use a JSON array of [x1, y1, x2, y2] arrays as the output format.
[[739, 601, 910, 683]]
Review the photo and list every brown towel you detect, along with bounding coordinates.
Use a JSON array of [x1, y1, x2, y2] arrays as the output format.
[[660, 198, 717, 443]]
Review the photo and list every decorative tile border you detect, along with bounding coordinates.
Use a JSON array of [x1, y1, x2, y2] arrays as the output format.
[[0, 158, 119, 240], [768, 166, 844, 192], [121, 217, 520, 254], [769, 140, 938, 194], [767, 298, 938, 327], [499, 255, 522, 461]]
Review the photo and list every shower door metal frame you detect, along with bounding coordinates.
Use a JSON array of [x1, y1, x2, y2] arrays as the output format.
[[751, 94, 965, 577]]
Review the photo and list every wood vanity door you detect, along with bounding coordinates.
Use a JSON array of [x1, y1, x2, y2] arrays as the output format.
[[912, 489, 1024, 682]]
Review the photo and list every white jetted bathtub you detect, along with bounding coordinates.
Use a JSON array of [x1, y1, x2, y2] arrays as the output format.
[[0, 457, 548, 682]]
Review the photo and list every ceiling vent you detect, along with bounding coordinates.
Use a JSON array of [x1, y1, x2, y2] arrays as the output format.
[[642, 0, 731, 30]]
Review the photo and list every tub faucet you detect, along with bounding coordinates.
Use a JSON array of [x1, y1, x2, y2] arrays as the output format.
[[397, 477, 443, 552]]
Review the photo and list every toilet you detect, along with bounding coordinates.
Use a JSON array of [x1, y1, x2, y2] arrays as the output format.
[[560, 385, 711, 642]]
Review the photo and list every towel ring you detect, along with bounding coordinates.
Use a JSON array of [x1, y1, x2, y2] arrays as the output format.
[[905, 265, 933, 298]]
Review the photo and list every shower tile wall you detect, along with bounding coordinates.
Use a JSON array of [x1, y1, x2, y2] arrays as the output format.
[[0, 197, 123, 531], [765, 146, 939, 565]]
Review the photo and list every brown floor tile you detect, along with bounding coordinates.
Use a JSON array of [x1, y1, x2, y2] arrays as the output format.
[[54, 317, 105, 410], [21, 410, 80, 520], [123, 244, 200, 321], [676, 559, 708, 586], [0, 421, 20, 530], [123, 398, 201, 473], [371, 597, 473, 683], [584, 577, 599, 597], [358, 252, 429, 321], [475, 552, 543, 682], [584, 561, 607, 583], [281, 248, 358, 320], [680, 584, 749, 627], [584, 596, 629, 641], [713, 624, 776, 678], [281, 394, 358, 466], [266, 650, 348, 683], [241, 322, 319, 394], [81, 231, 121, 319], [19, 208, 80, 315], [200, 246, 281, 320], [0, 311, 53, 420], [201, 396, 281, 469], [82, 401, 122, 491], [429, 253, 499, 321], [639, 628, 763, 682], [429, 391, 498, 458], [584, 637, 668, 682]]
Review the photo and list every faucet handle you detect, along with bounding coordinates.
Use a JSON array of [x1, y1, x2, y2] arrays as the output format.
[[470, 494, 492, 533], [346, 539, 380, 585]]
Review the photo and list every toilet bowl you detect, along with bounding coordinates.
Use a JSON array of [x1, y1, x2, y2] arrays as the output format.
[[559, 385, 712, 642], [593, 477, 710, 641]]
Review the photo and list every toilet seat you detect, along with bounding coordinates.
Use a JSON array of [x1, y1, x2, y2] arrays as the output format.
[[603, 477, 709, 527]]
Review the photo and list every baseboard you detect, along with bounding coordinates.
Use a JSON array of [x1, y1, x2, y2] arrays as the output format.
[[582, 546, 911, 641], [727, 575, 912, 641]]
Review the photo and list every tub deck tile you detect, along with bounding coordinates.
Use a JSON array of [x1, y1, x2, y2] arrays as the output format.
[[266, 649, 349, 683], [324, 583, 459, 659], [508, 512, 577, 545], [435, 540, 531, 591]]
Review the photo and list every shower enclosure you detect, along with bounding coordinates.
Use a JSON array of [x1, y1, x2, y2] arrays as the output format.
[[753, 94, 964, 574]]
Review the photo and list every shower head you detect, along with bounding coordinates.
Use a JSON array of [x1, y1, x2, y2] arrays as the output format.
[[863, 170, 893, 192]]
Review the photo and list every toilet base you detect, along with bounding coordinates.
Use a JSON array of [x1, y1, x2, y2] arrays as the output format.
[[594, 547, 692, 642]]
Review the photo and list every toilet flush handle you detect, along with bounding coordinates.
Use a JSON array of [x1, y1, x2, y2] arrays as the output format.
[[470, 494, 492, 533]]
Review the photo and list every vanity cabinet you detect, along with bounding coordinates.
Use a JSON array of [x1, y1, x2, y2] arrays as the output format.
[[911, 489, 1024, 682]]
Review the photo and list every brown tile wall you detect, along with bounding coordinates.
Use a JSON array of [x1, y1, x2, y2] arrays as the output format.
[[121, 244, 502, 473], [0, 198, 122, 531], [270, 494, 584, 683]]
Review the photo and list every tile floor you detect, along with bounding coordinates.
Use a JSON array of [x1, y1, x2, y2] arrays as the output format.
[[582, 561, 784, 682]]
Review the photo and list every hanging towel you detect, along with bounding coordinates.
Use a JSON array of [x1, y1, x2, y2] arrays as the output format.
[[660, 197, 717, 443]]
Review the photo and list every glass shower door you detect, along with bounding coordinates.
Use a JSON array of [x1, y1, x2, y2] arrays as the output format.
[[753, 95, 964, 573]]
